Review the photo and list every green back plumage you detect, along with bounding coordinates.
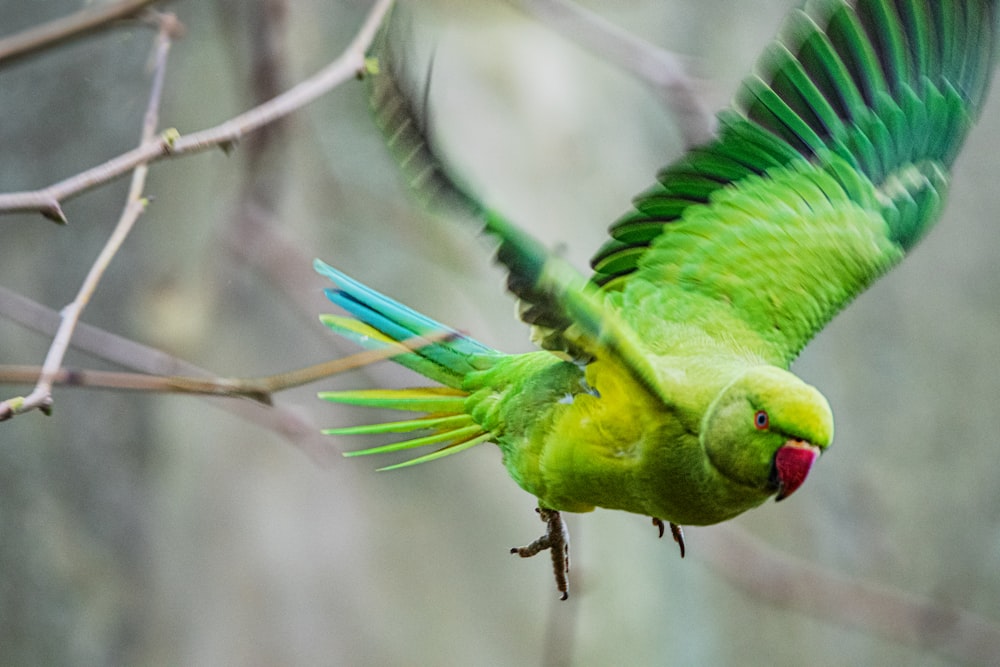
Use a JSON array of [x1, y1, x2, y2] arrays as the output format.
[[589, 0, 996, 362]]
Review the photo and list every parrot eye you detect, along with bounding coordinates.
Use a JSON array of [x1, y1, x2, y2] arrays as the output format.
[[754, 410, 769, 430]]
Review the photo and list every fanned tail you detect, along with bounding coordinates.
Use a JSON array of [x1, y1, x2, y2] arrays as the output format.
[[320, 388, 494, 470], [315, 259, 499, 467]]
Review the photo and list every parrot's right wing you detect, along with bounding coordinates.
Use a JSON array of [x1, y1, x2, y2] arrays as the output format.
[[590, 0, 998, 366]]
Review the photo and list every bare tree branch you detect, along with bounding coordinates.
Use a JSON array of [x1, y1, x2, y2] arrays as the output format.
[[0, 0, 394, 223], [0, 284, 338, 465], [0, 327, 453, 405], [0, 365, 275, 402], [506, 0, 715, 148], [0, 15, 176, 420], [0, 0, 171, 68], [700, 524, 1000, 665]]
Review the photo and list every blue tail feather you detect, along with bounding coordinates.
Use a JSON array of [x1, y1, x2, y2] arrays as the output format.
[[315, 259, 499, 385]]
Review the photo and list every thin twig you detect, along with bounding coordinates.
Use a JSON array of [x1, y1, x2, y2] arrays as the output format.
[[0, 0, 395, 223], [0, 0, 168, 68], [0, 17, 174, 420], [0, 285, 336, 464], [254, 329, 456, 393], [507, 0, 715, 148], [0, 366, 273, 402], [0, 328, 455, 405]]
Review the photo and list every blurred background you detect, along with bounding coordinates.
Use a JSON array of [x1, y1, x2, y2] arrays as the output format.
[[1, 1, 998, 665]]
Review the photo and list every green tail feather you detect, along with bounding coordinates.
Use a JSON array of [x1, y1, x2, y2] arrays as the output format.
[[318, 387, 468, 412], [323, 414, 472, 436], [375, 433, 495, 471], [320, 386, 494, 468]]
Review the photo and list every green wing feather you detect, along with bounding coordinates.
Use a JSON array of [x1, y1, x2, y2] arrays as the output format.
[[365, 0, 995, 370], [324, 1, 995, 486], [365, 22, 676, 404], [367, 31, 576, 340], [593, 0, 997, 363]]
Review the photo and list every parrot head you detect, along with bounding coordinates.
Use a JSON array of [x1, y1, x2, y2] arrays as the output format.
[[702, 366, 833, 503]]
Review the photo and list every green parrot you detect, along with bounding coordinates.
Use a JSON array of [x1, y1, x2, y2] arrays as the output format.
[[315, 0, 998, 598]]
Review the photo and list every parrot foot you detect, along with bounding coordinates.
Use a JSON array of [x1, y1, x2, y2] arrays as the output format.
[[651, 517, 685, 558], [511, 507, 570, 600]]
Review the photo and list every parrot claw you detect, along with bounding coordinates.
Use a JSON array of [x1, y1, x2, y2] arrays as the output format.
[[671, 522, 686, 558], [651, 517, 685, 558], [511, 507, 570, 600]]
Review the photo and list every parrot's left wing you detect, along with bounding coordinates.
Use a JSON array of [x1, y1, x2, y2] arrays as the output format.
[[366, 27, 671, 403]]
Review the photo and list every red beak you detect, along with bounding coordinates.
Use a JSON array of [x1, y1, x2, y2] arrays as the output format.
[[773, 440, 820, 501]]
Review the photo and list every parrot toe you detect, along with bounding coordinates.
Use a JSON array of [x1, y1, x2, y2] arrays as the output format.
[[511, 507, 571, 600]]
